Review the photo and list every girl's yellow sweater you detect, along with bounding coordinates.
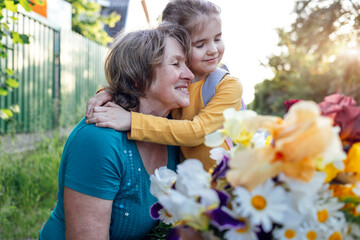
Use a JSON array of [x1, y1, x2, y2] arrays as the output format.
[[128, 75, 243, 171]]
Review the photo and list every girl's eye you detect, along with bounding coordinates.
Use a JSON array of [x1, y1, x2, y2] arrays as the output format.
[[172, 62, 180, 67], [195, 43, 204, 48]]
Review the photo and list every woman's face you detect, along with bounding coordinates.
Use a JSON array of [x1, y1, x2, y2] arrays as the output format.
[[143, 37, 194, 117]]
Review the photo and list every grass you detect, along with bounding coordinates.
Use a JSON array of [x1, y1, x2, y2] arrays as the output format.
[[0, 132, 66, 240]]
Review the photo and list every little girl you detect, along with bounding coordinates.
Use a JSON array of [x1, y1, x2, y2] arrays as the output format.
[[86, 0, 244, 171]]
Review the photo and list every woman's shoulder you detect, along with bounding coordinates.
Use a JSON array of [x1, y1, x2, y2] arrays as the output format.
[[67, 118, 127, 151]]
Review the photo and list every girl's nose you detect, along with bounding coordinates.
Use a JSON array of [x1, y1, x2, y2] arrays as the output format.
[[207, 41, 217, 55]]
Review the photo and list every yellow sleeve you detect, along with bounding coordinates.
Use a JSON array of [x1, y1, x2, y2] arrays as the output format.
[[128, 75, 243, 146]]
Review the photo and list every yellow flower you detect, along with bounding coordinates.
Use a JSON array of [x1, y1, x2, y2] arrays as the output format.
[[323, 163, 341, 183], [344, 143, 360, 180], [205, 108, 281, 148]]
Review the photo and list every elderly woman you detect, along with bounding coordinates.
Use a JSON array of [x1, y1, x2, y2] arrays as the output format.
[[39, 23, 193, 240]]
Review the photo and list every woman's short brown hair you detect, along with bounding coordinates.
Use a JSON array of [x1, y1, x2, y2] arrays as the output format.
[[105, 22, 191, 111]]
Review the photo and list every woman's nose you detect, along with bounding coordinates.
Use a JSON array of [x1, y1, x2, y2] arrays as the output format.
[[183, 65, 194, 82]]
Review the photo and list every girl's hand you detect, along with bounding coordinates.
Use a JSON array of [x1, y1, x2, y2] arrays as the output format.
[[85, 89, 113, 117], [86, 102, 131, 131]]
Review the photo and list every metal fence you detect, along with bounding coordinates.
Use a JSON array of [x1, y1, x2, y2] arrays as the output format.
[[0, 11, 107, 134]]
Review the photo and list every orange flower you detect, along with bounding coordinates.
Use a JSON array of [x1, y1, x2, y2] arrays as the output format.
[[225, 101, 345, 189], [226, 147, 283, 190], [329, 184, 355, 198], [272, 101, 335, 181]]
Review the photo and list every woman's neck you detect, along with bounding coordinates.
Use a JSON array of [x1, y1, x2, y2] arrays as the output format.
[[138, 98, 171, 117]]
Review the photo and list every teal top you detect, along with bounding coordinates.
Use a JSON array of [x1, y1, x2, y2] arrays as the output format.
[[39, 118, 178, 240]]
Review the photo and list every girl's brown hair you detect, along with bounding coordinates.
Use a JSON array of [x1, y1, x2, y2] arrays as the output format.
[[162, 0, 221, 36]]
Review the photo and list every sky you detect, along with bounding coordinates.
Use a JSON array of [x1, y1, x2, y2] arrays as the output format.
[[125, 0, 296, 104]]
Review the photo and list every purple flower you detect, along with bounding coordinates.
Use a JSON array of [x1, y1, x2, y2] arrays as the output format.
[[150, 202, 163, 219], [207, 207, 245, 231], [212, 154, 230, 181]]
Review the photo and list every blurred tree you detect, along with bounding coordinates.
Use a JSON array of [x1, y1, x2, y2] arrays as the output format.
[[66, 0, 120, 46], [251, 0, 360, 116]]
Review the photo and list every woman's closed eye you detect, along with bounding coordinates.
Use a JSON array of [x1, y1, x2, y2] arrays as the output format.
[[172, 61, 180, 67], [195, 43, 204, 48]]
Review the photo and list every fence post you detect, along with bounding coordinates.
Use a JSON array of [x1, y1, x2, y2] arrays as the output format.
[[53, 31, 60, 128]]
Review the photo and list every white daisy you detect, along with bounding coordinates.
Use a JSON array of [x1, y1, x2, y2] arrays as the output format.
[[322, 213, 348, 240], [298, 221, 324, 240], [273, 225, 302, 240], [312, 198, 344, 227], [231, 179, 289, 232], [279, 171, 330, 223], [157, 207, 178, 225], [345, 223, 360, 240]]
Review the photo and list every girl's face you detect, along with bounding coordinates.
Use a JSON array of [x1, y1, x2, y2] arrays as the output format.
[[142, 37, 194, 117], [190, 15, 225, 82]]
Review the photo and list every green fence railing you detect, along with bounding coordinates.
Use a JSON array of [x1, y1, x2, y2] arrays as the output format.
[[59, 30, 107, 127], [0, 11, 107, 134]]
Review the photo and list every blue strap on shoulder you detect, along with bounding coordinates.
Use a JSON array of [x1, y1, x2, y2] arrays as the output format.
[[202, 67, 229, 106], [202, 66, 247, 110]]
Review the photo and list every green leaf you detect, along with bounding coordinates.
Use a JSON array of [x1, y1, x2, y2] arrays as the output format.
[[2, 22, 10, 30], [11, 33, 30, 44], [19, 34, 30, 44], [0, 50, 7, 58], [6, 78, 19, 88], [0, 88, 8, 96], [9, 16, 19, 21], [4, 0, 18, 12], [12, 31, 23, 44], [5, 68, 14, 76], [0, 109, 13, 120], [11, 32, 29, 44], [19, 0, 32, 12]]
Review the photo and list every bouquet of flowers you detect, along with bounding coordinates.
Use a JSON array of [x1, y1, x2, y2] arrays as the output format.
[[149, 94, 360, 240]]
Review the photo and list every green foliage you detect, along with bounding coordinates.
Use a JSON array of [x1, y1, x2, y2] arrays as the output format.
[[66, 0, 121, 46], [0, 0, 34, 120], [146, 222, 172, 240], [0, 133, 66, 239], [251, 0, 360, 116]]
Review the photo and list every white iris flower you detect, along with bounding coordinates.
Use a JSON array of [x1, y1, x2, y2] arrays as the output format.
[[149, 166, 177, 198]]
